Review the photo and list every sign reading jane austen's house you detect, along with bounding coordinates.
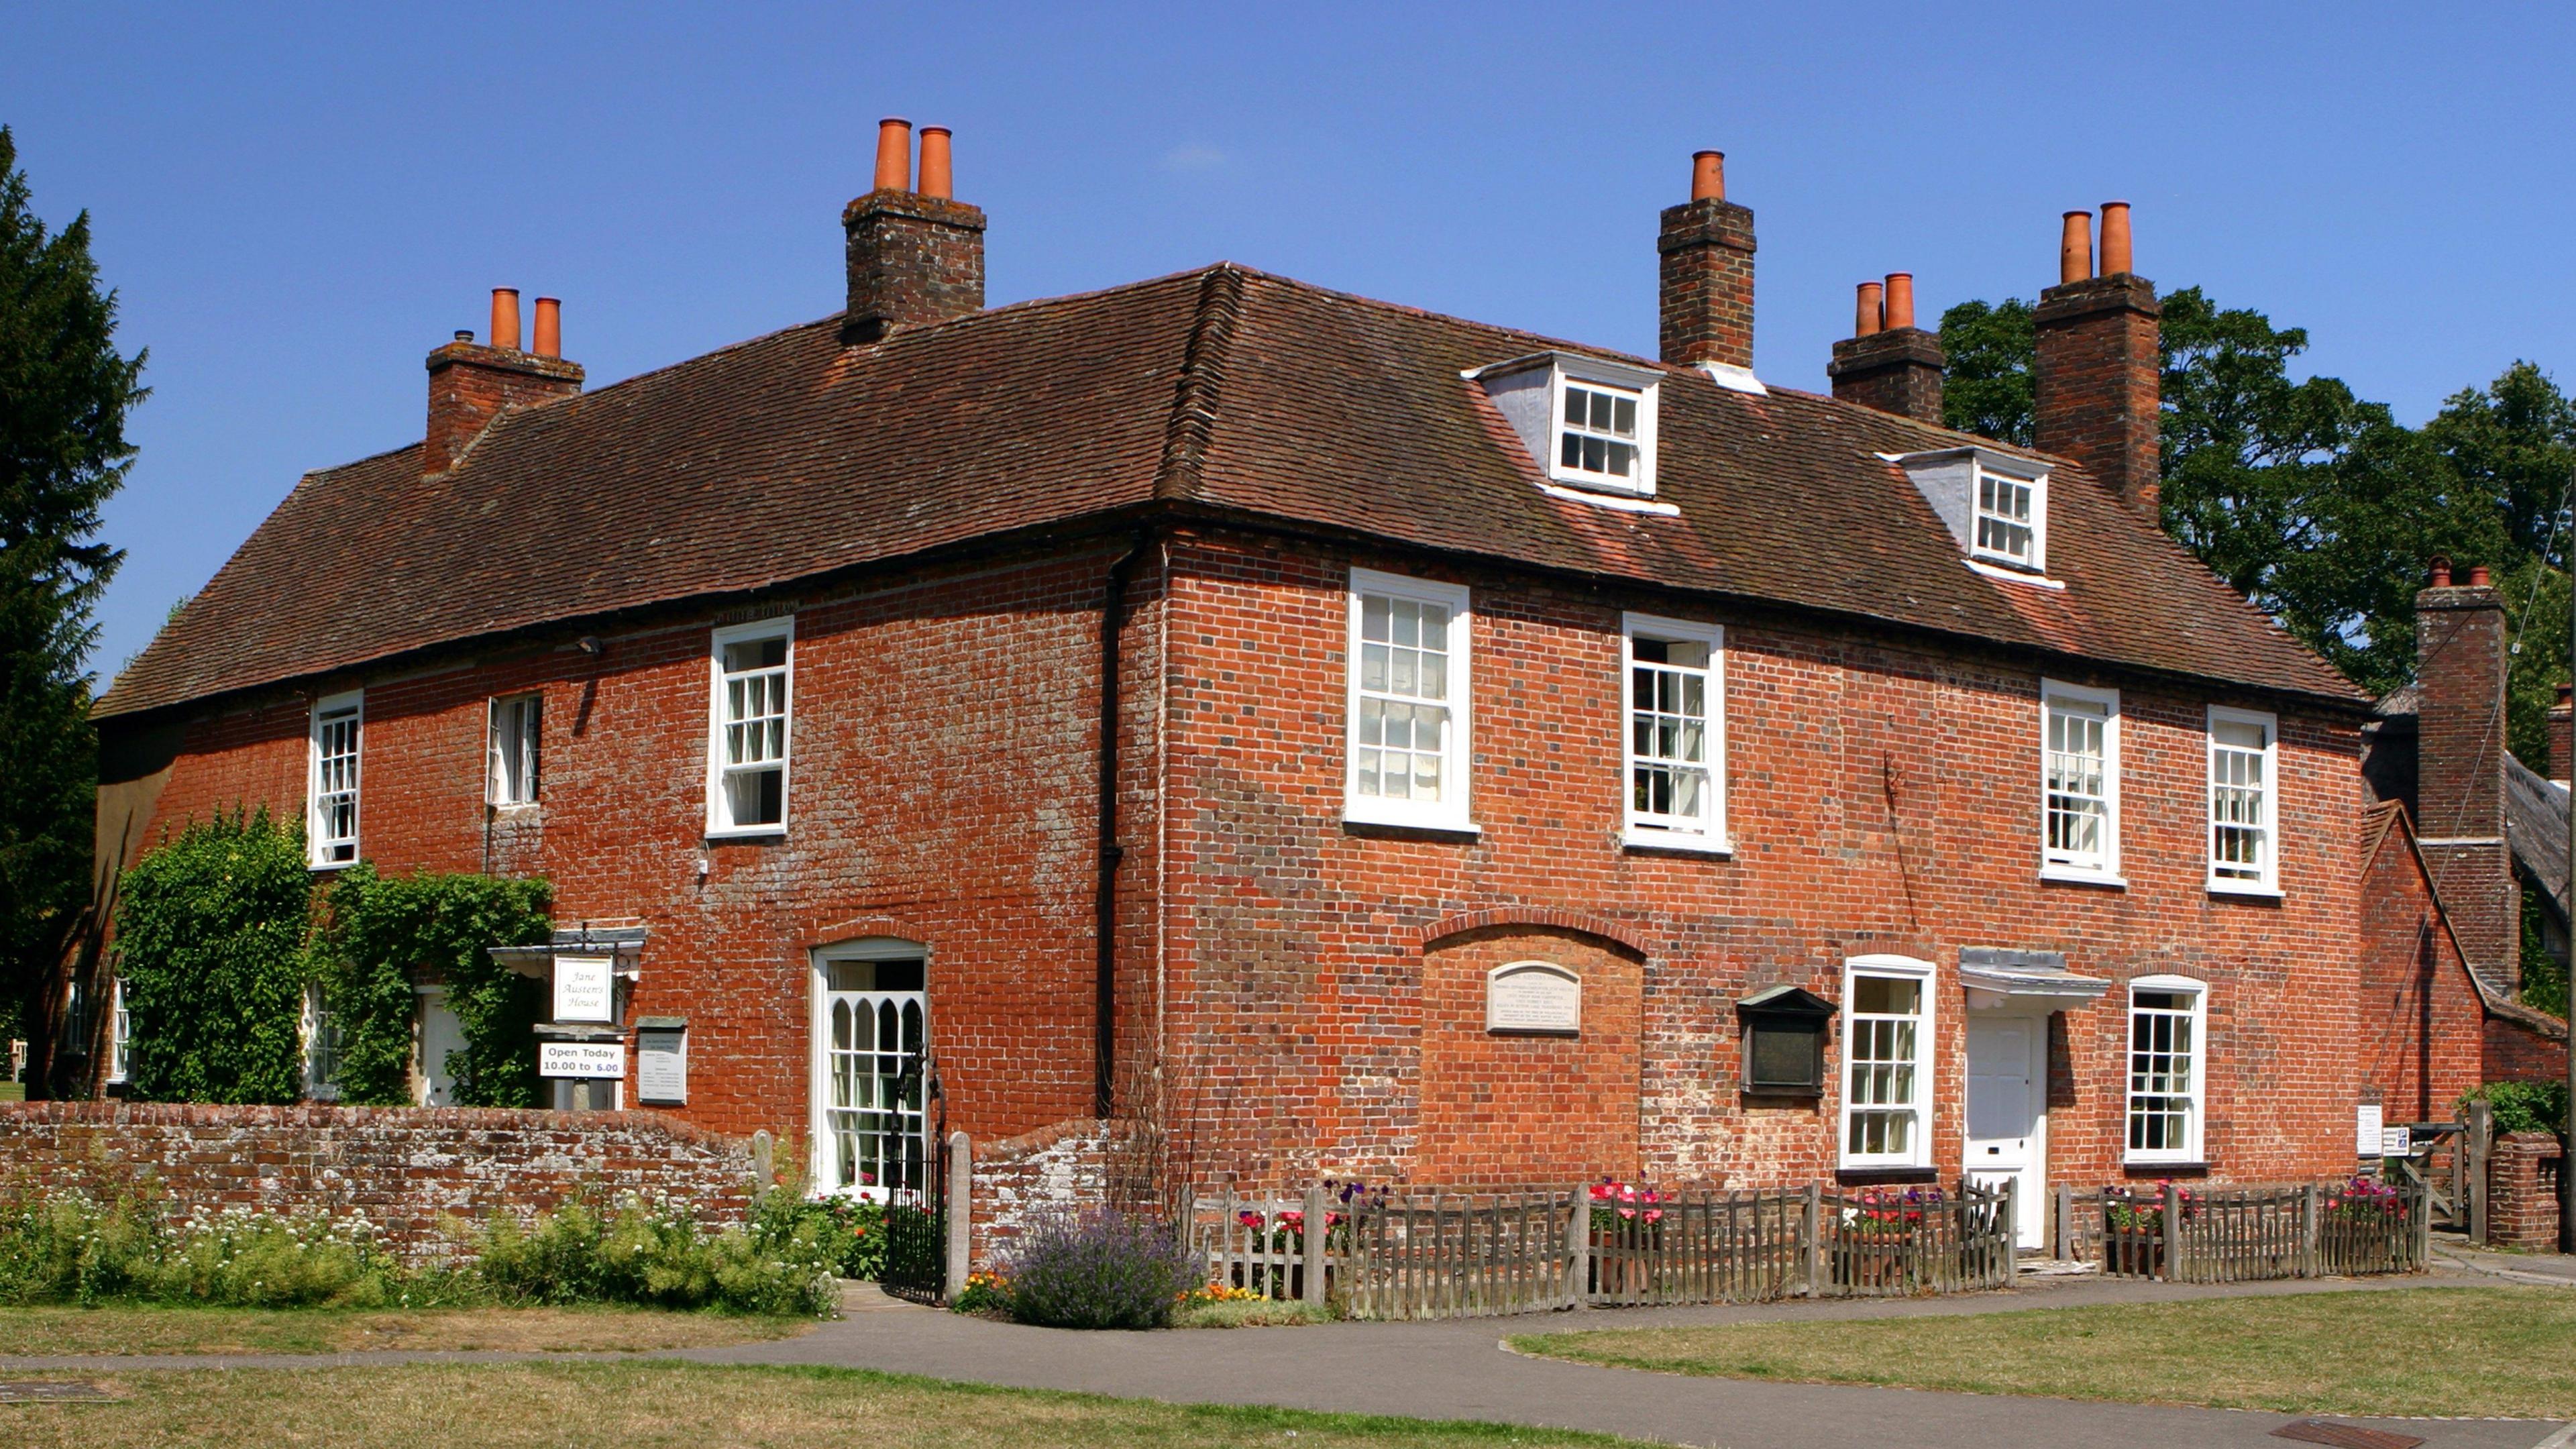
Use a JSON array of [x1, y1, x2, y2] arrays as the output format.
[[553, 955, 616, 1024], [1486, 961, 1581, 1035]]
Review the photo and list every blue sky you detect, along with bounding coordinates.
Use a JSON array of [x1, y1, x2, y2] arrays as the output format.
[[6, 2, 2572, 682]]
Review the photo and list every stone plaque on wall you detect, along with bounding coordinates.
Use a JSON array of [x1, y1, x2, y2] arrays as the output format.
[[1486, 960, 1580, 1035]]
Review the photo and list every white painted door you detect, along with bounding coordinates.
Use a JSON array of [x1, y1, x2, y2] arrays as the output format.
[[416, 989, 468, 1107], [1964, 1016, 2045, 1250]]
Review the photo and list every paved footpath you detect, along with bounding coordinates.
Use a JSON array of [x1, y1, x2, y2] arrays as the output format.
[[6, 1268, 2572, 1449]]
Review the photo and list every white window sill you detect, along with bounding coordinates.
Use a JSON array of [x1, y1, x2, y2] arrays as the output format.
[[705, 825, 788, 842], [1538, 480, 1680, 516], [1837, 1159, 1933, 1175], [1966, 557, 2066, 590], [1621, 828, 1732, 857], [309, 857, 360, 872], [2122, 1155, 2204, 1171], [2039, 865, 2127, 889], [1342, 802, 1480, 837], [2207, 879, 2284, 900], [489, 800, 543, 814]]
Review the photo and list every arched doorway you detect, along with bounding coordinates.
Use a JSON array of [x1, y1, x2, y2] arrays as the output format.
[[808, 937, 929, 1198]]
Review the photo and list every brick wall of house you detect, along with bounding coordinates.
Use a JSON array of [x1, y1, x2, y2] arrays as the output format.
[[2487, 1130, 2565, 1252], [111, 539, 1167, 1162], [1415, 928, 1646, 1185], [2482, 1011, 2571, 1085], [0, 1101, 754, 1262], [1154, 529, 2365, 1195], [2358, 816, 2488, 1121]]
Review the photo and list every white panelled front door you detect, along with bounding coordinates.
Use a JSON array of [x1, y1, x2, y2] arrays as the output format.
[[1964, 1015, 2046, 1250]]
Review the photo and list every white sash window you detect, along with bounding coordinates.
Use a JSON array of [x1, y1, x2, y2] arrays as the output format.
[[708, 619, 792, 835], [2126, 977, 2207, 1164], [309, 690, 363, 867], [1839, 955, 1935, 1169], [2040, 680, 2121, 883], [1621, 613, 1725, 851], [2207, 706, 2278, 894], [1345, 570, 1473, 832]]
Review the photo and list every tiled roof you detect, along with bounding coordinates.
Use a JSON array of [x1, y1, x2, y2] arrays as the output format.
[[99, 264, 2363, 720]]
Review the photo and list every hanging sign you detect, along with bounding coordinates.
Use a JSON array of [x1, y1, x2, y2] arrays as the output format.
[[1486, 961, 1581, 1034], [553, 955, 616, 1024], [539, 1042, 625, 1079]]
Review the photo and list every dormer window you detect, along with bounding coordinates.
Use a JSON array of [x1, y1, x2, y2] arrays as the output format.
[[1890, 447, 2051, 579], [1560, 381, 1642, 484], [1976, 466, 2037, 565], [1468, 352, 1662, 502]]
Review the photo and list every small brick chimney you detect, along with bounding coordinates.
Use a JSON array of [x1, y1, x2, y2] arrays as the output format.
[[2033, 202, 2160, 515], [842, 118, 986, 345], [2414, 556, 2522, 988], [1658, 150, 1756, 371], [424, 288, 584, 476], [1829, 272, 1945, 424]]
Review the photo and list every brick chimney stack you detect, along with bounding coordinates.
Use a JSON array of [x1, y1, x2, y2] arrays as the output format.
[[2551, 683, 2572, 786], [1658, 150, 1756, 371], [2414, 557, 2522, 988], [1829, 272, 1945, 424], [424, 288, 584, 476], [2033, 202, 2161, 515], [843, 118, 986, 345]]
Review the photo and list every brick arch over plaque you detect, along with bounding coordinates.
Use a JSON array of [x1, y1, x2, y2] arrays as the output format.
[[1413, 928, 1644, 1186], [1416, 907, 1650, 961]]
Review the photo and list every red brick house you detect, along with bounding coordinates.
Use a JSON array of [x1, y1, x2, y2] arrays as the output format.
[[2357, 566, 2571, 1122], [90, 127, 2377, 1247]]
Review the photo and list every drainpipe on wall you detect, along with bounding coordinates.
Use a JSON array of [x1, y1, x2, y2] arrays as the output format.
[[1096, 532, 1148, 1120]]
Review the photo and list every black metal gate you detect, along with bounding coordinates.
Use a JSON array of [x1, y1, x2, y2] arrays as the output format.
[[880, 1047, 947, 1300]]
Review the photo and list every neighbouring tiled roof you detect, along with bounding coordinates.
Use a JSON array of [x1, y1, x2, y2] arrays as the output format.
[[99, 264, 2364, 720]]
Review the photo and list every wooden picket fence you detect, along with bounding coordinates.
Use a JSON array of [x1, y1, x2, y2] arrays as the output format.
[[2087, 1177, 2426, 1282], [1189, 1180, 2013, 1320]]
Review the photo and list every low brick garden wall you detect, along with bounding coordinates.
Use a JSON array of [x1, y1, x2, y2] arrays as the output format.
[[2488, 1130, 2565, 1252], [0, 1102, 758, 1263], [967, 1117, 1146, 1271]]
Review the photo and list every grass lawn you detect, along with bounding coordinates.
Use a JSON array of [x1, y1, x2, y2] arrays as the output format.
[[0, 1361, 1648, 1448], [0, 1304, 816, 1356], [1511, 1285, 2576, 1419]]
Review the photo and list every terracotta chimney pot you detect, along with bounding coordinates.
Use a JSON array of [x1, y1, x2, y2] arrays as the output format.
[[532, 297, 561, 358], [1883, 273, 1915, 331], [2430, 555, 2453, 587], [918, 127, 953, 200], [1854, 281, 1884, 337], [873, 117, 914, 193], [2059, 211, 2094, 285], [2099, 201, 2133, 276], [490, 288, 522, 352], [2468, 564, 2492, 586], [1690, 150, 1725, 202]]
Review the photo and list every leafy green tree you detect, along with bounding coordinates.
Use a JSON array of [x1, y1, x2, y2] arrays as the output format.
[[113, 810, 311, 1104], [1, 125, 148, 1095], [1935, 298, 2034, 445]]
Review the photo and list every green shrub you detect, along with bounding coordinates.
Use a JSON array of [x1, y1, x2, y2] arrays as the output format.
[[310, 866, 553, 1107], [113, 809, 313, 1104], [749, 1189, 885, 1281], [1002, 1209, 1195, 1330], [2465, 1081, 2571, 1138], [473, 1195, 836, 1316]]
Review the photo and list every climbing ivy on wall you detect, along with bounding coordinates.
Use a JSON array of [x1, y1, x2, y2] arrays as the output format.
[[311, 865, 553, 1108], [113, 809, 312, 1104]]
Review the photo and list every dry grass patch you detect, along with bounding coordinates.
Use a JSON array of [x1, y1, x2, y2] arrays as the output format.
[[1511, 1285, 2576, 1419], [0, 1361, 1646, 1448], [0, 1305, 813, 1357]]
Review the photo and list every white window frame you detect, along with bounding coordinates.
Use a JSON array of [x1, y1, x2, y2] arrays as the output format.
[[1839, 954, 1936, 1171], [1550, 364, 1660, 498], [1344, 568, 1475, 833], [1620, 612, 1727, 853], [2039, 679, 2123, 885], [107, 977, 129, 1085], [308, 689, 364, 869], [301, 980, 343, 1102], [488, 693, 543, 807], [2124, 975, 2207, 1165], [1972, 462, 2047, 572], [2206, 705, 2280, 896], [808, 937, 931, 1201], [706, 616, 794, 838]]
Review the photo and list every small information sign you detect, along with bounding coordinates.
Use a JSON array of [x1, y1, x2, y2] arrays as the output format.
[[2354, 1103, 2384, 1159], [2380, 1125, 2413, 1157], [553, 955, 616, 1024], [637, 1028, 686, 1106], [539, 1042, 625, 1080], [1486, 961, 1581, 1035]]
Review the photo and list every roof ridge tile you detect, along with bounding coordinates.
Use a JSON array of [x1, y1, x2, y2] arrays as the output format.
[[1154, 264, 1247, 501]]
